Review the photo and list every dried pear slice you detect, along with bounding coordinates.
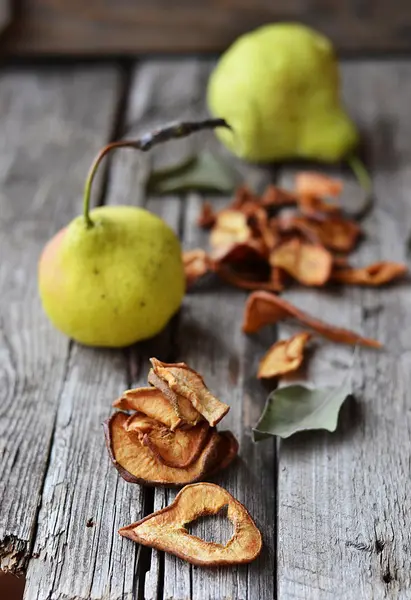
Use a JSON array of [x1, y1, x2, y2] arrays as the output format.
[[113, 387, 183, 431], [125, 413, 211, 469], [207, 430, 239, 477], [104, 412, 221, 487], [147, 370, 203, 426], [150, 358, 230, 427], [119, 483, 262, 566]]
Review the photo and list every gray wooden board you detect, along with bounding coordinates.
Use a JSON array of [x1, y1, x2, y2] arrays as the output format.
[[134, 59, 277, 600], [0, 64, 121, 576], [277, 61, 411, 599]]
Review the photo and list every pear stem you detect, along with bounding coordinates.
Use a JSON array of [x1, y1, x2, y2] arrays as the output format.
[[82, 118, 231, 228], [347, 154, 372, 194]]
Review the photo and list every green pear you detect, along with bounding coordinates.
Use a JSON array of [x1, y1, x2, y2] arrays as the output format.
[[39, 205, 184, 347], [38, 119, 230, 348], [207, 23, 359, 163]]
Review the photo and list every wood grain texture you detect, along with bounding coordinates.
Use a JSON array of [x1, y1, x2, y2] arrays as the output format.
[[133, 59, 277, 600], [165, 194, 276, 600], [277, 61, 411, 599], [3, 0, 411, 55], [22, 58, 213, 599], [0, 64, 120, 576]]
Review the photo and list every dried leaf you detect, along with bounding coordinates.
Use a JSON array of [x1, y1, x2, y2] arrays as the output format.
[[331, 261, 407, 286], [150, 358, 230, 427], [148, 151, 238, 194], [242, 290, 382, 348], [253, 379, 351, 440], [119, 483, 262, 566], [183, 249, 213, 288], [258, 332, 312, 379], [125, 414, 211, 469], [197, 201, 217, 229], [270, 238, 332, 286], [210, 209, 252, 249], [295, 172, 343, 198]]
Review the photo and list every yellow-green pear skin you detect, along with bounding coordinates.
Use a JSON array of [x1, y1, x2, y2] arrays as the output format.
[[38, 206, 185, 347], [207, 23, 359, 163]]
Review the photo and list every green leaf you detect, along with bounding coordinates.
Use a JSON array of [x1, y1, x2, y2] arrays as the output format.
[[252, 380, 352, 441], [147, 150, 238, 195]]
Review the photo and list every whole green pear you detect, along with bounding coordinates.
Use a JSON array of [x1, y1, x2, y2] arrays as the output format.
[[207, 23, 359, 163], [37, 120, 231, 348], [38, 205, 184, 347]]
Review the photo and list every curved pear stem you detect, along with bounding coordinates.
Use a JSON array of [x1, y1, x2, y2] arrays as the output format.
[[347, 154, 372, 195], [82, 118, 231, 228]]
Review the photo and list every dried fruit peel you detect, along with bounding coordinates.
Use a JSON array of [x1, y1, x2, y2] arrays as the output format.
[[126, 413, 211, 468], [258, 332, 312, 378], [119, 483, 262, 566], [104, 412, 230, 487], [113, 387, 182, 431], [243, 290, 382, 348], [150, 359, 230, 427]]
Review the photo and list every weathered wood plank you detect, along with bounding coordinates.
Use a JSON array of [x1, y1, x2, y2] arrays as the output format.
[[134, 59, 277, 599], [177, 193, 276, 600], [277, 61, 411, 599], [0, 65, 121, 576], [22, 58, 212, 600]]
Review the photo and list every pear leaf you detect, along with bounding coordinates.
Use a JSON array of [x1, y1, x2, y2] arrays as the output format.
[[252, 380, 352, 441], [147, 150, 238, 195]]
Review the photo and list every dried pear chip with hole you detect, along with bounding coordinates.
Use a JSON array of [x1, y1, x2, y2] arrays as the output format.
[[258, 332, 312, 379], [148, 370, 204, 427], [150, 358, 230, 427], [125, 413, 211, 469], [119, 482, 262, 566], [113, 387, 185, 431], [104, 412, 227, 487]]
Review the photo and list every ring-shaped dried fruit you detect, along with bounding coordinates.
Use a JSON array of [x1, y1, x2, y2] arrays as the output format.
[[119, 483, 262, 566], [113, 387, 185, 431], [104, 412, 233, 487], [149, 359, 230, 427], [125, 413, 211, 469]]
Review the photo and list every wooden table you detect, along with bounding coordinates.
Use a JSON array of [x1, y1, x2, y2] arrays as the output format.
[[1, 57, 410, 600]]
